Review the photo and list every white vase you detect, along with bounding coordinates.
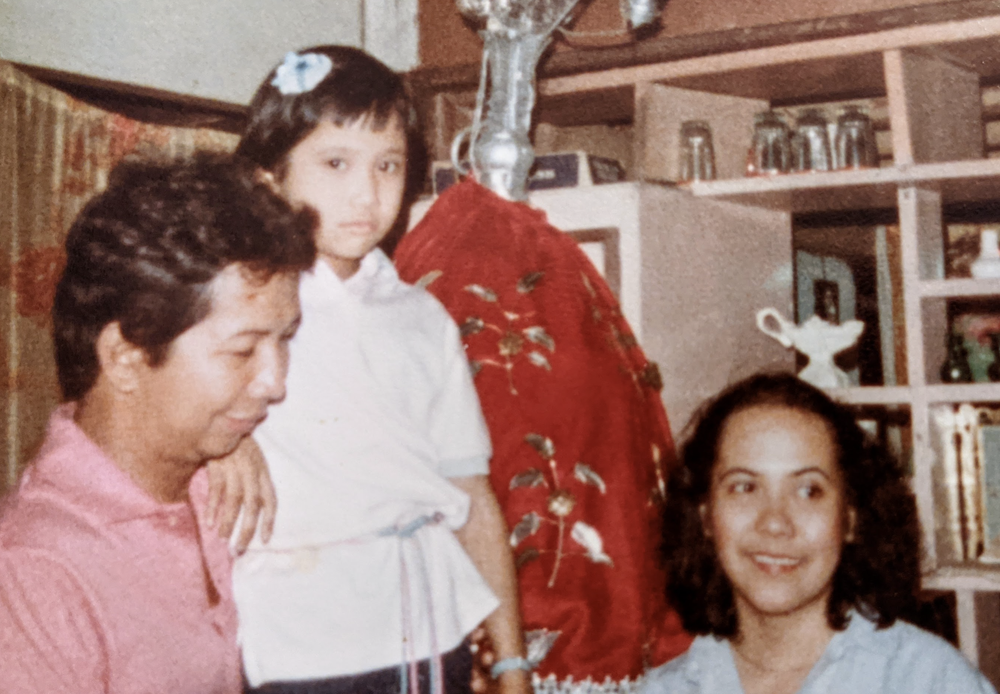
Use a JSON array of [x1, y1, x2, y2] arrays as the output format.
[[971, 229, 1000, 279]]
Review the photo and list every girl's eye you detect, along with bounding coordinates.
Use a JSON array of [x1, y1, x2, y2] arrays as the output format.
[[730, 480, 755, 494], [379, 160, 402, 174], [327, 158, 344, 170]]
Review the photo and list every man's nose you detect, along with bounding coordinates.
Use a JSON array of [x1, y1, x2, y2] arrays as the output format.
[[250, 343, 288, 404]]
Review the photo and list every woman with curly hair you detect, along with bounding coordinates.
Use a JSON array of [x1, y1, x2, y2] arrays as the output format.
[[641, 373, 995, 694]]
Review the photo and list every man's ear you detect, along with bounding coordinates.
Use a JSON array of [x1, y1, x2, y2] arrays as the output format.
[[95, 322, 146, 394]]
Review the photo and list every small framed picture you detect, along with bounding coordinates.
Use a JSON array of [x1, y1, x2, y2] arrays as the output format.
[[567, 228, 620, 299]]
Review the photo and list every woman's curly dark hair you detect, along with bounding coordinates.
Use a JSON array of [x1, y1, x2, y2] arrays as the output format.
[[662, 372, 921, 637]]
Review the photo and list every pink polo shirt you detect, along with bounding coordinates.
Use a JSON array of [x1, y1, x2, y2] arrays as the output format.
[[0, 405, 241, 694]]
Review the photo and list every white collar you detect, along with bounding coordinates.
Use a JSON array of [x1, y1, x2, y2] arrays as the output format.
[[302, 248, 398, 303]]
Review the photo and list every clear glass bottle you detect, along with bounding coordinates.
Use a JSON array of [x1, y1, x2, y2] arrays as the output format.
[[679, 120, 716, 183], [834, 105, 878, 170], [791, 108, 832, 172], [746, 110, 791, 176]]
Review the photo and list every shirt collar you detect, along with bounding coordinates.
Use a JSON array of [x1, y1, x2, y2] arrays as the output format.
[[681, 634, 741, 688], [824, 609, 886, 661], [680, 611, 888, 687], [27, 404, 199, 525], [301, 248, 399, 305]]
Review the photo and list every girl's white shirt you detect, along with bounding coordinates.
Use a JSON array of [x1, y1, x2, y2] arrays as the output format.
[[233, 250, 499, 685]]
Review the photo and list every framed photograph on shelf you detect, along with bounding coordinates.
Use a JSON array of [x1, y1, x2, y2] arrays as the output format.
[[567, 228, 620, 299], [945, 223, 984, 279]]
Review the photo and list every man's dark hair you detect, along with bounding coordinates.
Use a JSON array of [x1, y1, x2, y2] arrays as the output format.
[[236, 45, 417, 177], [662, 372, 921, 636], [52, 153, 317, 401]]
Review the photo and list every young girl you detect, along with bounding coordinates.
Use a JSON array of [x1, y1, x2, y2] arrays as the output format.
[[642, 373, 996, 694], [231, 47, 529, 694]]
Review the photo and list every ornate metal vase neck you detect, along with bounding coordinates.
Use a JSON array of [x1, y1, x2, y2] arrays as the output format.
[[472, 30, 550, 200], [454, 0, 664, 201]]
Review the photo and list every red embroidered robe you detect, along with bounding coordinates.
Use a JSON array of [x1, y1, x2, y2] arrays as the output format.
[[394, 181, 691, 686]]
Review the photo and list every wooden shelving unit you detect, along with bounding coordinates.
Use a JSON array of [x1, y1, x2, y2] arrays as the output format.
[[413, 12, 1000, 679]]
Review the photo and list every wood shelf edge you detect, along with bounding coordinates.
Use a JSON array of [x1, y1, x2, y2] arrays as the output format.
[[920, 278, 1000, 297], [681, 158, 1000, 211], [924, 566, 1000, 592], [540, 15, 1000, 97], [826, 386, 915, 405], [925, 383, 1000, 402], [409, 1, 1000, 95]]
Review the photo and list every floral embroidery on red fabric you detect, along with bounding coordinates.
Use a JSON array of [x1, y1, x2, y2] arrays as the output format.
[[458, 273, 555, 395], [509, 433, 612, 588]]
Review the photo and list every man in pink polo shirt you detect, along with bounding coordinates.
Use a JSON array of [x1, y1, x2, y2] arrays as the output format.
[[0, 154, 316, 693]]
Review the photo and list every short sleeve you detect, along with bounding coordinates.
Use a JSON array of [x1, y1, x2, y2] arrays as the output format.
[[430, 316, 493, 478], [0, 547, 107, 694]]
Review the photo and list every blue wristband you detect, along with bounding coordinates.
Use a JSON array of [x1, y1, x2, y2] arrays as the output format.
[[490, 656, 531, 679]]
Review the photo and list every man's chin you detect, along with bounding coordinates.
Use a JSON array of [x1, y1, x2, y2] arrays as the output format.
[[202, 434, 250, 463]]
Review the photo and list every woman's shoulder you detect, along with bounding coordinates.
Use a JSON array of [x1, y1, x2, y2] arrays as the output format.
[[847, 616, 997, 694]]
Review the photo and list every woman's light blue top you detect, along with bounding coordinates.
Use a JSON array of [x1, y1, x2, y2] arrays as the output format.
[[640, 612, 996, 694]]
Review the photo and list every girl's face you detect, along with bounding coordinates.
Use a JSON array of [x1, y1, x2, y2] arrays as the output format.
[[273, 115, 407, 280], [701, 404, 855, 626]]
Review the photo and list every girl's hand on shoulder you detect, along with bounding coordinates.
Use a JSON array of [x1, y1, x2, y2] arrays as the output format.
[[206, 437, 276, 553]]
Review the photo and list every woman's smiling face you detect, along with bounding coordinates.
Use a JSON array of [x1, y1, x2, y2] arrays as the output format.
[[701, 404, 855, 625]]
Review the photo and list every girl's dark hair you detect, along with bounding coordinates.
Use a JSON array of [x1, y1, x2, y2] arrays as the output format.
[[53, 153, 317, 401], [663, 372, 921, 637], [236, 45, 418, 177]]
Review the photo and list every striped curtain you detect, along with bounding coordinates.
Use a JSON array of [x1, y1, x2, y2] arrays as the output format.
[[0, 61, 238, 495]]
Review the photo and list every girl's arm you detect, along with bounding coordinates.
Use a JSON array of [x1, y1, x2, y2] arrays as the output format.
[[451, 474, 532, 694]]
